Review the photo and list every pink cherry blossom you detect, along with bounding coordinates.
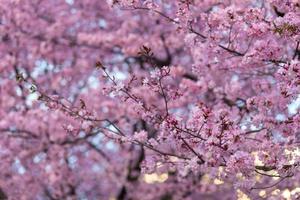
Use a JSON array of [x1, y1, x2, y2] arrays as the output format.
[[0, 0, 300, 199]]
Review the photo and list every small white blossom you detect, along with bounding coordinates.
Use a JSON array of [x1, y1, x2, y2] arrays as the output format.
[[142, 78, 149, 85], [66, 124, 74, 132], [115, 82, 125, 92]]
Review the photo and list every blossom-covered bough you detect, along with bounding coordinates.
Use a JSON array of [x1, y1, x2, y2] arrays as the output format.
[[0, 0, 299, 199]]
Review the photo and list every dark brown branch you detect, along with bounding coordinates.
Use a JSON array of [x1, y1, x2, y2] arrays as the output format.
[[181, 137, 205, 164], [251, 174, 292, 190]]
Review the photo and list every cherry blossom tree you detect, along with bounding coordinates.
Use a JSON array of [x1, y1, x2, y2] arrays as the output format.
[[0, 0, 300, 199]]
